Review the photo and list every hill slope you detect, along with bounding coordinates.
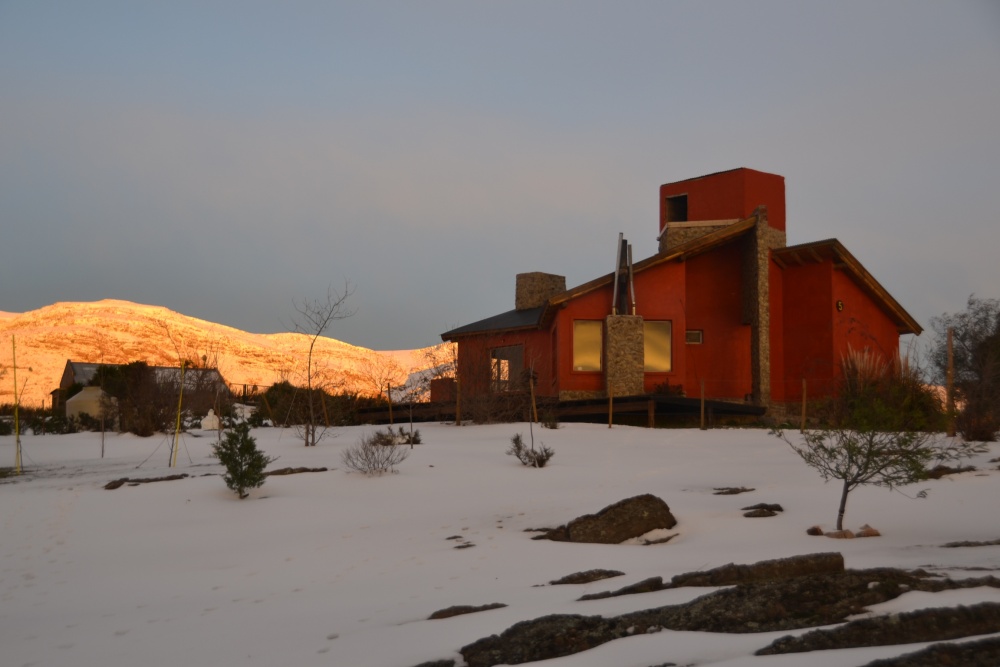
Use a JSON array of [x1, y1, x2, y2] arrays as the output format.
[[0, 299, 449, 407]]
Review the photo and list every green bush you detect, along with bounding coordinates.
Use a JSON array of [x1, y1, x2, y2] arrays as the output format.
[[213, 423, 275, 499], [507, 433, 554, 468]]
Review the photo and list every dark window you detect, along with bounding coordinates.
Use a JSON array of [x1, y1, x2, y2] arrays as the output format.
[[491, 345, 524, 393], [665, 194, 688, 223]]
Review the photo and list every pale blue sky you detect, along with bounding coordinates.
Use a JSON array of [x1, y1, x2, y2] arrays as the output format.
[[2, 1, 998, 350]]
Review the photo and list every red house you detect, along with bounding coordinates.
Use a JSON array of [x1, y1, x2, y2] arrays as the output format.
[[441, 168, 920, 416]]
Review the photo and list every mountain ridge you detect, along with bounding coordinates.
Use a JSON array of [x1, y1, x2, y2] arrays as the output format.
[[0, 299, 449, 408]]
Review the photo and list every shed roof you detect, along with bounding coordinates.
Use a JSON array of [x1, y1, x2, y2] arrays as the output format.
[[772, 239, 922, 335], [441, 306, 545, 340]]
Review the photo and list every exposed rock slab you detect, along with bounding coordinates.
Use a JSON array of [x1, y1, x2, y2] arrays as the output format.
[[265, 466, 328, 476], [458, 563, 977, 667], [428, 603, 506, 620], [757, 601, 1000, 655], [104, 474, 188, 489], [859, 636, 1000, 667], [548, 569, 624, 585], [578, 577, 665, 601], [670, 552, 843, 587], [539, 494, 677, 544]]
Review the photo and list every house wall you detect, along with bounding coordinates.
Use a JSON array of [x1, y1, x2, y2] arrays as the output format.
[[456, 328, 554, 398], [660, 168, 786, 232], [782, 261, 835, 400], [684, 242, 752, 400], [831, 268, 902, 367], [553, 259, 688, 399]]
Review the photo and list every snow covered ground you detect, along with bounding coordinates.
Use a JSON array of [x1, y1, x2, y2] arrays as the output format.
[[2, 423, 999, 667]]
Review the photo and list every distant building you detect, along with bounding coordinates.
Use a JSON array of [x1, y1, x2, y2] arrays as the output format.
[[52, 360, 230, 416], [441, 168, 919, 414]]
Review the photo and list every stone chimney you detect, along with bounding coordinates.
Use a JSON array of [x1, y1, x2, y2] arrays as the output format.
[[515, 272, 566, 311]]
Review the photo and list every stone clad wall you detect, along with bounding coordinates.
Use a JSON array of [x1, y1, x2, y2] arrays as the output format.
[[659, 223, 732, 253], [743, 207, 786, 406], [605, 315, 645, 397], [515, 272, 566, 311]]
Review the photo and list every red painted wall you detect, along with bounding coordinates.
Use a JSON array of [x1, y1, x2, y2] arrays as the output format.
[[831, 269, 901, 371], [660, 168, 786, 232], [456, 328, 554, 398], [782, 261, 835, 400], [552, 259, 688, 396], [684, 242, 752, 400]]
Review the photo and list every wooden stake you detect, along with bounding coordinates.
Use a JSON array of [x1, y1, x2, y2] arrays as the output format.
[[800, 378, 807, 433], [12, 336, 22, 475], [529, 371, 538, 423], [170, 362, 186, 468], [387, 382, 394, 425], [699, 380, 706, 430], [608, 384, 613, 428], [946, 327, 956, 437]]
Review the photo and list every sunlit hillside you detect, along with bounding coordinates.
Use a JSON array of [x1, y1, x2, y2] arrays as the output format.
[[0, 300, 452, 407]]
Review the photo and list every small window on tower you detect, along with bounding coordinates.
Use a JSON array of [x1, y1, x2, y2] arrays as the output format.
[[665, 194, 688, 223]]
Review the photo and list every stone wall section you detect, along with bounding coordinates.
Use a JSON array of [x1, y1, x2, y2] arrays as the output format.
[[558, 389, 604, 401], [659, 223, 732, 253], [745, 207, 786, 406], [605, 315, 645, 397], [515, 272, 566, 311]]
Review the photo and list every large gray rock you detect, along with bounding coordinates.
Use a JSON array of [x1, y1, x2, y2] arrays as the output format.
[[543, 494, 677, 544]]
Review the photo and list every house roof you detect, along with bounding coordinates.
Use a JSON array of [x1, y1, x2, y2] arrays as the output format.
[[65, 361, 102, 385], [772, 239, 922, 335], [441, 213, 922, 339], [550, 216, 757, 306], [441, 306, 545, 340], [441, 217, 757, 341]]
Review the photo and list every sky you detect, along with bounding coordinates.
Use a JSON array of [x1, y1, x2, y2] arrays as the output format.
[[1, 1, 999, 351]]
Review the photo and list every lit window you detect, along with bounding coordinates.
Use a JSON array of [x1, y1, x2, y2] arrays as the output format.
[[573, 321, 603, 371], [644, 321, 672, 372]]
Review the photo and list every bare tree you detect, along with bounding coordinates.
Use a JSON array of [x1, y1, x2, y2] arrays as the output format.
[[930, 295, 1000, 441], [357, 352, 407, 399], [291, 281, 356, 447]]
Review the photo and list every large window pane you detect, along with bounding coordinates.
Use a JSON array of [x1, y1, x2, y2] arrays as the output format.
[[644, 321, 672, 372], [573, 321, 603, 371]]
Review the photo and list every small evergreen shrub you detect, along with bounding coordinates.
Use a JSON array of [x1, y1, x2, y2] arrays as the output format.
[[507, 433, 554, 468], [395, 426, 421, 445], [213, 422, 275, 499], [342, 428, 410, 475], [541, 410, 560, 430]]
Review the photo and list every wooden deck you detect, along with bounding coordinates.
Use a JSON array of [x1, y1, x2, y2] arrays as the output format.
[[355, 393, 766, 428]]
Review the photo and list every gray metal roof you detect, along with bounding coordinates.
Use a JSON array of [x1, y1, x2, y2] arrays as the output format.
[[441, 306, 545, 340]]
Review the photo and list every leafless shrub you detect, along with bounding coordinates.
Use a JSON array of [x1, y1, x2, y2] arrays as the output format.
[[341, 428, 410, 475]]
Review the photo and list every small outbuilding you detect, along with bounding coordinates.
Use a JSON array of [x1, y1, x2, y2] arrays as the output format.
[[65, 386, 110, 421]]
